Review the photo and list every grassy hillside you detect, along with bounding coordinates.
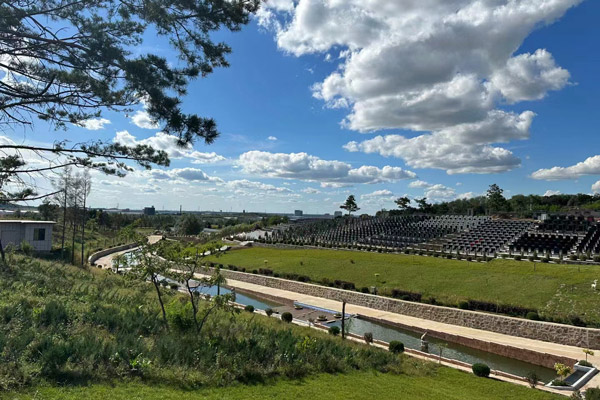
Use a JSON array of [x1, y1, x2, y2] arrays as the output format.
[[6, 369, 558, 400], [0, 255, 560, 399], [207, 247, 600, 325]]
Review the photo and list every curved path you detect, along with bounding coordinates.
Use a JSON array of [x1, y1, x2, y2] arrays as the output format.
[[92, 235, 163, 269]]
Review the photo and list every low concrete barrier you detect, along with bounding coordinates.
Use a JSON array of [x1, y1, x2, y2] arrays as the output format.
[[215, 268, 600, 349], [88, 243, 137, 265]]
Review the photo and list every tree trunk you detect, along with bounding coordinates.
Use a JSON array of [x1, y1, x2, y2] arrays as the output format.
[[81, 192, 86, 265], [71, 199, 76, 264], [61, 188, 67, 258], [186, 281, 199, 331], [197, 303, 218, 335], [0, 239, 5, 263], [152, 275, 168, 329]]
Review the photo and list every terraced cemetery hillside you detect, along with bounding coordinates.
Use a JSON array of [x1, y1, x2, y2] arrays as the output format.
[[253, 214, 600, 262]]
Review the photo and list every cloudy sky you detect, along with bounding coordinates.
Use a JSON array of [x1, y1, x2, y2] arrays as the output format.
[[2, 0, 599, 214]]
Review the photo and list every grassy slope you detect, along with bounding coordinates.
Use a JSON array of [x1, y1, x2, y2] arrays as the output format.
[[208, 247, 600, 323], [0, 256, 562, 399], [6, 369, 558, 400]]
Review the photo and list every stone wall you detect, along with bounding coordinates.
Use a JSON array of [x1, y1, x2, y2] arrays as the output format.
[[88, 243, 137, 264], [217, 269, 600, 349]]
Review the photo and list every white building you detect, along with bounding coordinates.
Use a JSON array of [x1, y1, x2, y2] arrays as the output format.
[[0, 220, 55, 252]]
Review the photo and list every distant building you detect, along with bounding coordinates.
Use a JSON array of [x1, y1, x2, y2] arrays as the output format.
[[294, 210, 303, 216], [0, 220, 55, 252], [143, 206, 156, 216], [334, 211, 343, 217]]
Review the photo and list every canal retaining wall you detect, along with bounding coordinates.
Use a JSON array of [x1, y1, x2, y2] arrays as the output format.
[[215, 268, 600, 349], [88, 243, 137, 265]]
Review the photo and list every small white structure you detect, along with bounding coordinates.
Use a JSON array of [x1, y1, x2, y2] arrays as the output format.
[[0, 220, 55, 252]]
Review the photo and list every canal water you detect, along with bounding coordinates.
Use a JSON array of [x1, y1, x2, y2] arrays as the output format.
[[192, 284, 282, 311], [327, 317, 556, 382]]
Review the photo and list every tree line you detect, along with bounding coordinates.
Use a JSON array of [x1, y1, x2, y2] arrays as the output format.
[[339, 185, 600, 218]]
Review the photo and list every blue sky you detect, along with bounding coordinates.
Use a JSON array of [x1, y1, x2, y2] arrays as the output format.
[[3, 0, 600, 214]]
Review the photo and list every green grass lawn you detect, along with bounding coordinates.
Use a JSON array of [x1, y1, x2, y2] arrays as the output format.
[[5, 369, 559, 400], [208, 247, 600, 324]]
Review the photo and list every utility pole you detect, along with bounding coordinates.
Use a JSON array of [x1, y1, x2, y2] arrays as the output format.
[[341, 301, 346, 339]]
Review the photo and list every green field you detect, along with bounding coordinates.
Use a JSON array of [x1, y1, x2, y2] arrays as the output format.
[[5, 369, 559, 400], [208, 247, 600, 324]]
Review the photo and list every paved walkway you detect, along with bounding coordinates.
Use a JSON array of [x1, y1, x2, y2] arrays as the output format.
[[198, 273, 600, 392]]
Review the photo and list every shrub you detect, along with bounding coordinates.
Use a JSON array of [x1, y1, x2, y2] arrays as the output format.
[[466, 299, 536, 318], [514, 255, 522, 261], [333, 280, 356, 290], [265, 308, 274, 317], [426, 297, 437, 305], [390, 289, 422, 302], [244, 304, 255, 313], [472, 363, 490, 378], [578, 360, 593, 368], [526, 311, 540, 321], [361, 286, 370, 293], [570, 254, 578, 261], [551, 379, 569, 386], [458, 301, 469, 310], [586, 388, 600, 400], [364, 332, 374, 345], [166, 300, 194, 332], [20, 240, 34, 256], [525, 371, 539, 388], [281, 312, 293, 323], [569, 315, 586, 327], [328, 326, 341, 336], [389, 341, 404, 354]]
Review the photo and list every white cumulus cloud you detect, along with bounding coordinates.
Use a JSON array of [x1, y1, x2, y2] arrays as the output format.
[[76, 118, 111, 130], [113, 130, 226, 164], [131, 110, 160, 129], [544, 190, 561, 196], [148, 167, 222, 183], [238, 150, 416, 185], [362, 189, 393, 199], [531, 155, 600, 180], [261, 0, 580, 174]]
